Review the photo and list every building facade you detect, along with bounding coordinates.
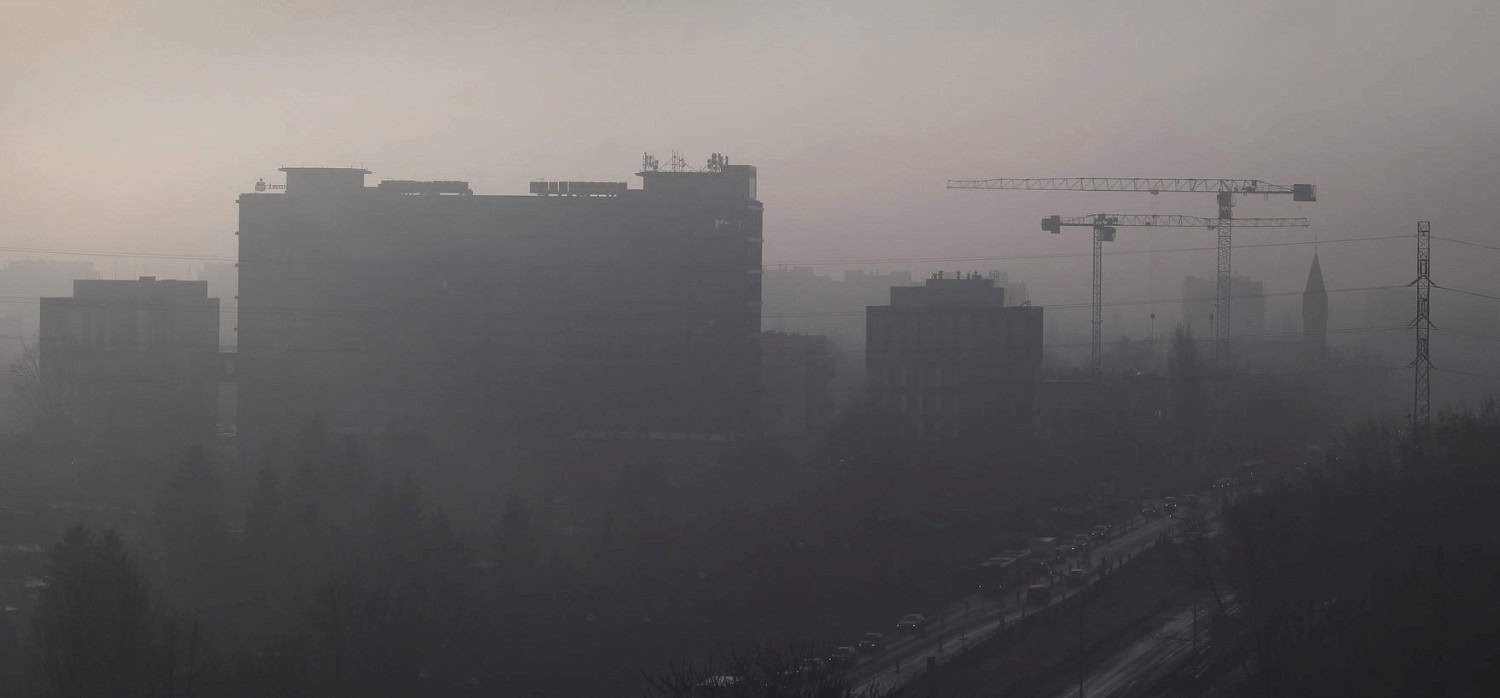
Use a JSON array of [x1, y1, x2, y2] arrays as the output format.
[[866, 273, 1043, 438], [39, 277, 221, 443], [236, 164, 762, 450]]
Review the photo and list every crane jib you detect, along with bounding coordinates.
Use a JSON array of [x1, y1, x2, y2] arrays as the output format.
[[947, 178, 1315, 201]]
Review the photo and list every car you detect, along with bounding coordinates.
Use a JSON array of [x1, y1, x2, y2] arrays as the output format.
[[1090, 525, 1109, 539], [828, 646, 858, 668], [856, 632, 885, 652], [1067, 568, 1089, 585], [694, 675, 744, 695], [796, 657, 826, 676], [895, 613, 927, 633]]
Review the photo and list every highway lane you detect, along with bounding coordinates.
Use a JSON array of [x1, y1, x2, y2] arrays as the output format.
[[1051, 603, 1198, 698], [848, 510, 1183, 696]]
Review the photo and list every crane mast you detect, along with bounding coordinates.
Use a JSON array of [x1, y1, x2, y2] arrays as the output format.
[[949, 177, 1315, 366], [1041, 214, 1310, 377]]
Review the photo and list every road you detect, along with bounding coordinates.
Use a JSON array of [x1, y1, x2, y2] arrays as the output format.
[[847, 510, 1181, 696], [1044, 500, 1234, 698], [1050, 602, 1198, 698]]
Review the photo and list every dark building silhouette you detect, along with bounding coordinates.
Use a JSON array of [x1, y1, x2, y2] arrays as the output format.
[[237, 164, 762, 450], [1302, 252, 1328, 365], [39, 277, 221, 445], [759, 331, 835, 439], [866, 273, 1043, 438]]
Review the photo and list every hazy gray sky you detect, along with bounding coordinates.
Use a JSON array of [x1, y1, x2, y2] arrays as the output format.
[[4, 0, 1499, 317]]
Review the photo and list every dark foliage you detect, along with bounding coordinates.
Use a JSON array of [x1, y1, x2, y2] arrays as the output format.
[[1222, 400, 1500, 696]]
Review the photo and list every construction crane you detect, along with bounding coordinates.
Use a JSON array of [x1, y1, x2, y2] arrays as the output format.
[[1041, 214, 1311, 377], [948, 178, 1316, 363]]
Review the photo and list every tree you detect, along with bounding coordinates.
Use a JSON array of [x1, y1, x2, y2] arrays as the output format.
[[495, 494, 538, 581], [153, 445, 226, 562], [1168, 324, 1208, 468], [245, 465, 286, 549], [7, 339, 44, 421], [31, 525, 152, 698], [309, 474, 478, 697]]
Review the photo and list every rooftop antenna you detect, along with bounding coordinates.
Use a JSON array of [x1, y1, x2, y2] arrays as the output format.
[[641, 152, 659, 172], [668, 150, 688, 172]]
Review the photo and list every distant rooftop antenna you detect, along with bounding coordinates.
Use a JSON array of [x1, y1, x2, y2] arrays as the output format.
[[641, 152, 660, 172], [705, 153, 729, 172], [668, 150, 689, 172]]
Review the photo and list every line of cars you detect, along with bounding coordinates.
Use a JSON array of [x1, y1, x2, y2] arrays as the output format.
[[804, 612, 926, 679], [809, 511, 1167, 683]]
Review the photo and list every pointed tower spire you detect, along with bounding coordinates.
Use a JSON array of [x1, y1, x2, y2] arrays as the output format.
[[1304, 251, 1326, 295], [1302, 252, 1328, 366]]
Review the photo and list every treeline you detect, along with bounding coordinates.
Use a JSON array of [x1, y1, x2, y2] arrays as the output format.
[[0, 355, 1342, 697], [1222, 401, 1500, 696], [5, 411, 1115, 697], [12, 430, 498, 697]]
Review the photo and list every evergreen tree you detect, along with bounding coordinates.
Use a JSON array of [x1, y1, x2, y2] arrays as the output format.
[[245, 465, 285, 547], [32, 526, 152, 698], [154, 445, 225, 562], [495, 494, 538, 579]]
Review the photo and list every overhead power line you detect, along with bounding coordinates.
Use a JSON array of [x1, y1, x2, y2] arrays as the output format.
[[1432, 283, 1500, 302], [767, 234, 1407, 268], [1432, 235, 1500, 253], [0, 234, 1409, 271], [0, 284, 1412, 321], [1433, 366, 1500, 381]]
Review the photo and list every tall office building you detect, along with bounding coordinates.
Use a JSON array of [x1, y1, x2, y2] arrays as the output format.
[[236, 163, 762, 451]]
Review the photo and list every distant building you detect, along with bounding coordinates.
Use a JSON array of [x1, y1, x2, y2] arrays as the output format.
[[40, 277, 222, 444], [237, 164, 762, 450], [0, 259, 100, 366], [1302, 252, 1328, 365], [196, 262, 237, 350], [763, 266, 1031, 411], [1181, 275, 1265, 338], [760, 331, 836, 438], [866, 273, 1043, 438], [762, 266, 913, 411]]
